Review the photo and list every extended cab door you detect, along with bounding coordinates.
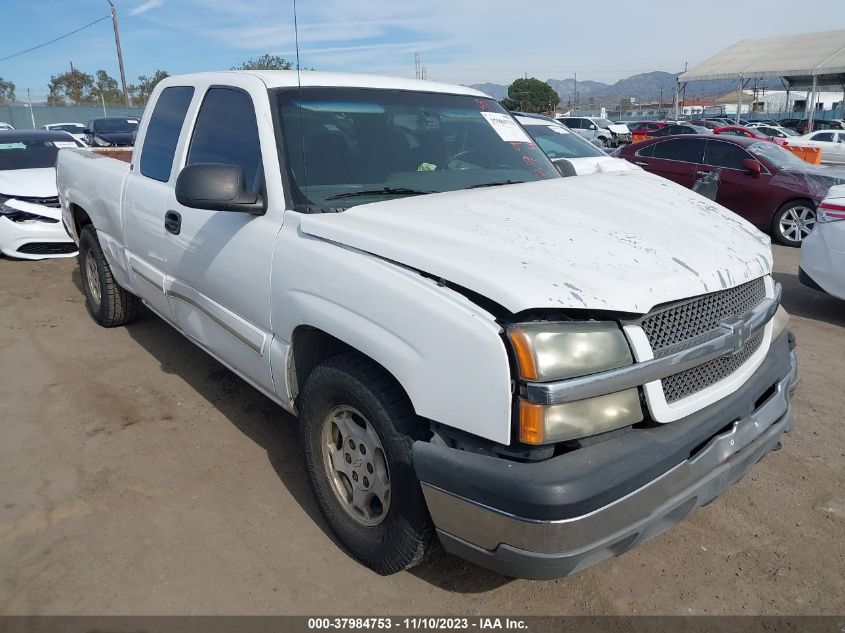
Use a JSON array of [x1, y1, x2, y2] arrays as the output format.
[[123, 85, 195, 319], [161, 79, 284, 397]]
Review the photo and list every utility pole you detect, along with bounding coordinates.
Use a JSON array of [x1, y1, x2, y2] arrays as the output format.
[[574, 72, 578, 112], [27, 89, 36, 129], [414, 52, 420, 79], [107, 0, 130, 106]]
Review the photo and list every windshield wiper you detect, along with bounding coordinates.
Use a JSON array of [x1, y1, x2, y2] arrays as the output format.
[[465, 180, 526, 189], [325, 187, 438, 200]]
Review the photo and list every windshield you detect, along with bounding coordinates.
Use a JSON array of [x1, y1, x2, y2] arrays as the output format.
[[92, 119, 138, 133], [0, 139, 71, 170], [523, 123, 606, 159], [273, 88, 558, 209], [747, 141, 812, 170]]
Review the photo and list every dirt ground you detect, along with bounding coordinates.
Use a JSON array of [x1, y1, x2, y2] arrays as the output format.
[[0, 245, 843, 616]]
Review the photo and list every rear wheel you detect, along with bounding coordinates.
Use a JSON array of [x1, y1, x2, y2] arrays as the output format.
[[78, 225, 140, 327], [299, 352, 434, 574], [772, 200, 816, 247]]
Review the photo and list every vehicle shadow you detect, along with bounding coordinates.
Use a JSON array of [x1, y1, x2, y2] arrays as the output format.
[[122, 308, 511, 593], [774, 270, 845, 328]]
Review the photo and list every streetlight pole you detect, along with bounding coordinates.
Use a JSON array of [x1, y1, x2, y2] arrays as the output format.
[[106, 0, 130, 107]]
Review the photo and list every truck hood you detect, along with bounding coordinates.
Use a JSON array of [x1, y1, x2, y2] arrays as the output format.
[[607, 123, 630, 135], [299, 171, 773, 315], [0, 168, 57, 198]]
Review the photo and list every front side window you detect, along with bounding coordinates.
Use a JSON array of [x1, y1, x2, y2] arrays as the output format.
[[811, 132, 834, 142], [651, 138, 705, 163], [273, 88, 559, 209], [704, 140, 752, 169], [140, 86, 194, 182], [188, 87, 262, 192]]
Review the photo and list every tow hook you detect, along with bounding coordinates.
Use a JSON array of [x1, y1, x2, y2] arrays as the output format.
[[771, 441, 783, 452]]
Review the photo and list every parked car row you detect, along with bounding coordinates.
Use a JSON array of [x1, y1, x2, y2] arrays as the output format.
[[617, 133, 844, 246]]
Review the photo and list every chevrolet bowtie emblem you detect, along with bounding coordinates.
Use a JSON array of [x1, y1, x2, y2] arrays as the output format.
[[721, 316, 752, 356]]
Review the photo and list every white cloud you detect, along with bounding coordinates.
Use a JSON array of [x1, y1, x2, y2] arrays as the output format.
[[130, 0, 165, 17]]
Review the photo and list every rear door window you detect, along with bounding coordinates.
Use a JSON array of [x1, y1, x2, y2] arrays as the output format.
[[139, 86, 194, 182], [187, 87, 262, 192], [704, 140, 752, 169], [651, 138, 705, 163]]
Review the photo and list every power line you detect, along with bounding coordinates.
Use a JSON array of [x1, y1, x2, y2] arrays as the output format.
[[0, 15, 111, 64]]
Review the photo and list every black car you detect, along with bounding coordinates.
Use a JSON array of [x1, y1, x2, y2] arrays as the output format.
[[84, 117, 140, 147]]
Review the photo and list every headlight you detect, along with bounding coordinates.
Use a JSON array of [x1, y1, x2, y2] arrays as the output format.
[[0, 202, 57, 223], [507, 321, 642, 444], [518, 390, 643, 444], [507, 322, 633, 381], [93, 135, 111, 147]]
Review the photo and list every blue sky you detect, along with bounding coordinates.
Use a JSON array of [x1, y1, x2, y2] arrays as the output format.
[[2, 0, 842, 99]]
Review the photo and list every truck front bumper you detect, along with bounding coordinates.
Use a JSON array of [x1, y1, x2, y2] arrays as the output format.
[[413, 330, 798, 579]]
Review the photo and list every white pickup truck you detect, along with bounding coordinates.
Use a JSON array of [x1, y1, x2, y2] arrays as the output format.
[[57, 71, 798, 579]]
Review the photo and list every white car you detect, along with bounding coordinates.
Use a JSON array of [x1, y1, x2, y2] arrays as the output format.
[[745, 124, 798, 139], [0, 130, 82, 259], [800, 184, 845, 300], [41, 122, 88, 145], [0, 122, 14, 131], [57, 70, 796, 580], [516, 114, 638, 175], [555, 116, 632, 147], [795, 130, 845, 164]]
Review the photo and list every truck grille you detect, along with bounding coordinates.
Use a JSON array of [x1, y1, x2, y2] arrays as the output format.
[[638, 278, 767, 403]]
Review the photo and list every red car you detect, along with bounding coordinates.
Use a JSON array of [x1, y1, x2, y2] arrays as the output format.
[[627, 121, 666, 137], [713, 125, 789, 146], [618, 134, 844, 246]]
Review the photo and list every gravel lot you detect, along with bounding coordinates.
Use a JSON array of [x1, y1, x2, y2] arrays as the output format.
[[1, 245, 843, 615]]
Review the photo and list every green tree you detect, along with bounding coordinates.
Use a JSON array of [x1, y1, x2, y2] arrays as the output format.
[[47, 69, 96, 105], [129, 70, 169, 106], [0, 77, 15, 105], [92, 69, 123, 105], [500, 78, 560, 113], [231, 54, 293, 71]]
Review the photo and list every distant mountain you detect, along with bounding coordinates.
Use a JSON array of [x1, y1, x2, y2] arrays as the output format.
[[470, 71, 737, 104]]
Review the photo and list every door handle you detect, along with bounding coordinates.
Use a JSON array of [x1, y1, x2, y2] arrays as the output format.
[[635, 161, 649, 166], [164, 210, 181, 235], [696, 170, 711, 176]]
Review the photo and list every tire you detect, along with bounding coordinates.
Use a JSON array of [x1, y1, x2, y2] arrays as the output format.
[[299, 352, 435, 574], [772, 200, 817, 247], [78, 225, 140, 327]]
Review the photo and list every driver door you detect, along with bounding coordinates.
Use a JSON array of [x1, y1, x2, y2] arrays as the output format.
[[161, 80, 285, 396]]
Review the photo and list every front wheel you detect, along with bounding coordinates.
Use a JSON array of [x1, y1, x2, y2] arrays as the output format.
[[299, 352, 435, 574], [78, 225, 140, 327], [772, 200, 816, 247]]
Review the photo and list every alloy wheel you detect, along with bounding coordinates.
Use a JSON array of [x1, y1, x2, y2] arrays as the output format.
[[321, 405, 391, 527]]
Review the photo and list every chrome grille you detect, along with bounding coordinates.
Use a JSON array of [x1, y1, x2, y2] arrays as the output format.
[[661, 331, 764, 403], [638, 278, 768, 403], [640, 278, 766, 356]]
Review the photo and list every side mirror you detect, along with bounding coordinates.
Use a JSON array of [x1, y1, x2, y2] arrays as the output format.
[[175, 163, 265, 213], [742, 158, 762, 178], [589, 124, 597, 130]]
